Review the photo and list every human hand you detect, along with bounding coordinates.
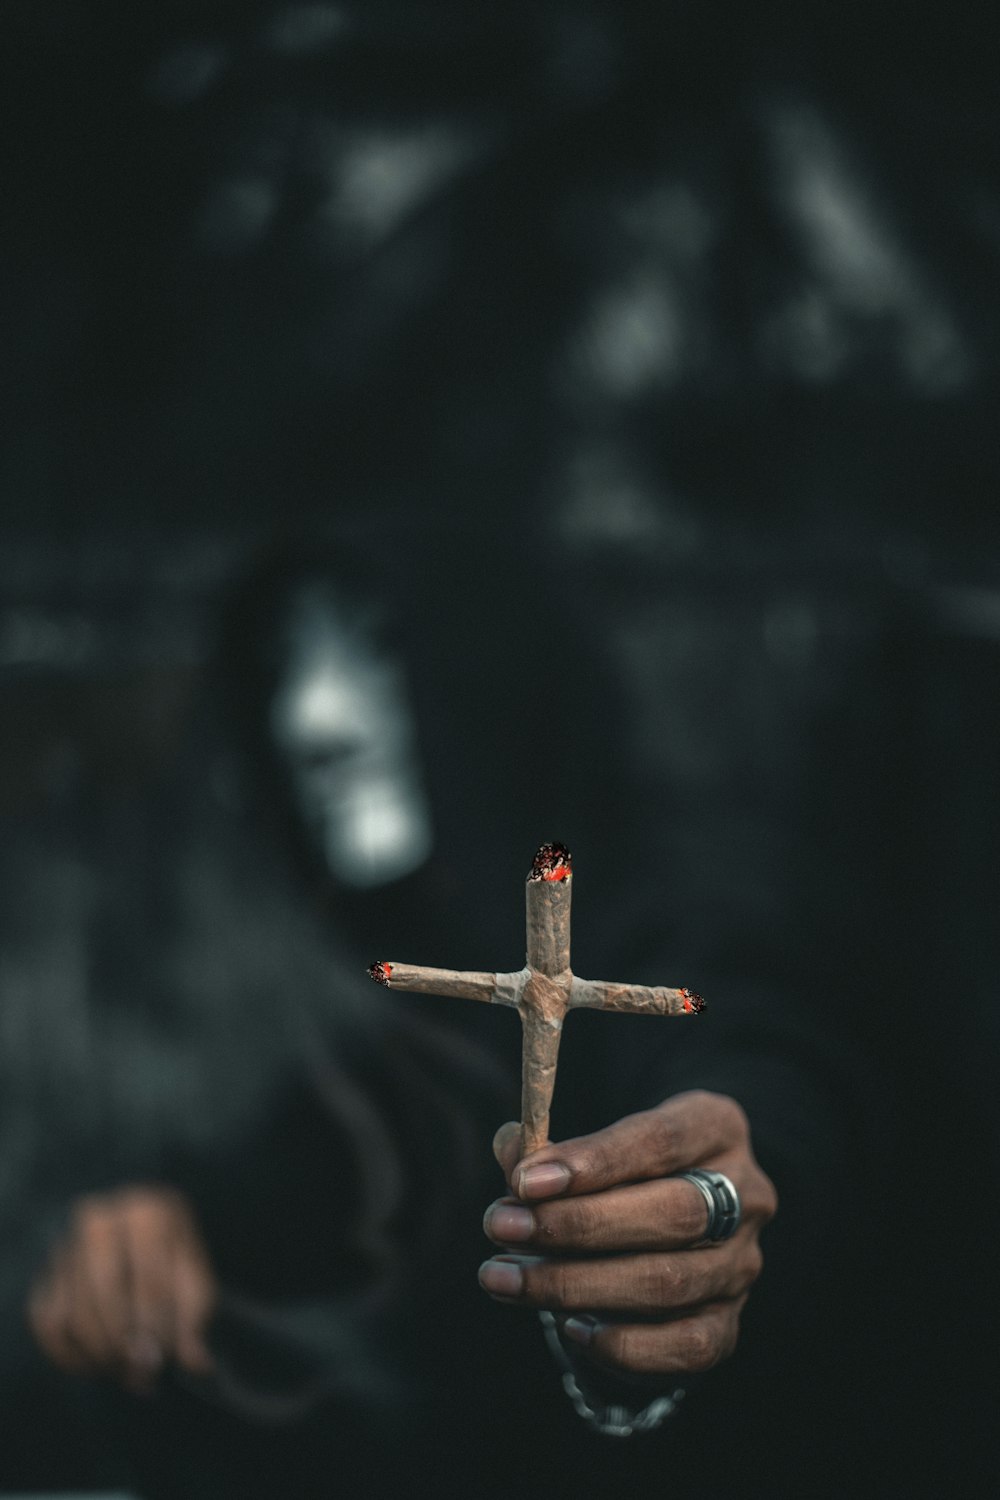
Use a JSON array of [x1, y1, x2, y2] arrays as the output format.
[[480, 1090, 776, 1378], [27, 1185, 217, 1393]]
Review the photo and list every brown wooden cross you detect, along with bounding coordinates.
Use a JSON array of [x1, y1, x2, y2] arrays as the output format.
[[369, 843, 704, 1155]]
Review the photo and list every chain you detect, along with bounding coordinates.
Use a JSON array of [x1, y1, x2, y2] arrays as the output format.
[[538, 1311, 685, 1438]]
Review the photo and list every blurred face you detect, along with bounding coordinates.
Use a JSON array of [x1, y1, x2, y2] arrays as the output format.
[[269, 585, 433, 889]]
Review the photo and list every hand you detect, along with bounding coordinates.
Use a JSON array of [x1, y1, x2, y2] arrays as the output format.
[[480, 1090, 777, 1379], [27, 1185, 218, 1393]]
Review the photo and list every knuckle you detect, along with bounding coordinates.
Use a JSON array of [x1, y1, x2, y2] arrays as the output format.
[[684, 1088, 715, 1110], [649, 1257, 686, 1306], [724, 1242, 762, 1296], [759, 1172, 779, 1222], [649, 1109, 683, 1170], [670, 1088, 707, 1109], [742, 1167, 778, 1226], [722, 1309, 743, 1361], [577, 1140, 615, 1186], [742, 1243, 764, 1287], [716, 1094, 750, 1142], [542, 1262, 574, 1311], [677, 1318, 720, 1373]]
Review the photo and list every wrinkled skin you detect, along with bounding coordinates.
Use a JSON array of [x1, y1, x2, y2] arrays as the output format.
[[480, 1090, 777, 1377]]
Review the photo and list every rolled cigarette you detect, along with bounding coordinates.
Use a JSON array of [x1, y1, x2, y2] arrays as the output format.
[[570, 977, 706, 1015], [367, 962, 498, 1004], [525, 843, 572, 977]]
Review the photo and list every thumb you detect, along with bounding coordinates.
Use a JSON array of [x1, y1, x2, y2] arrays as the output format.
[[491, 1121, 522, 1190]]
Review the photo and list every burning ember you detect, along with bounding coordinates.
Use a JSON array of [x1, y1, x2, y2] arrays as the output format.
[[368, 961, 393, 987], [680, 987, 706, 1014], [528, 842, 572, 882]]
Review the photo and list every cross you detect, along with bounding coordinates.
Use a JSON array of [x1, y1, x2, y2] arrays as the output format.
[[368, 842, 704, 1156]]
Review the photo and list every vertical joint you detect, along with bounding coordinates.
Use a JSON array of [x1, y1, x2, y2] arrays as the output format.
[[525, 878, 572, 977]]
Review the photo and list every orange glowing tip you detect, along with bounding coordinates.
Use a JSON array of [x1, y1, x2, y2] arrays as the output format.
[[368, 961, 393, 987], [680, 988, 706, 1014], [528, 842, 572, 882]]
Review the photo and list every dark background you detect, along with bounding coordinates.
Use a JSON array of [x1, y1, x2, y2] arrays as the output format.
[[3, 1, 999, 805], [2, 2, 999, 1495]]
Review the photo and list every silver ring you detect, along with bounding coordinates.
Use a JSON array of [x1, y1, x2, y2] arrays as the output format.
[[676, 1169, 741, 1242]]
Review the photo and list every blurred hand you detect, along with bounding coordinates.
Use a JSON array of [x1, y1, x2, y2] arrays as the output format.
[[481, 1090, 776, 1378], [27, 1185, 217, 1393]]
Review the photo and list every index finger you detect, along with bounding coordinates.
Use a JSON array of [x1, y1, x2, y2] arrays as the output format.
[[503, 1091, 747, 1201]]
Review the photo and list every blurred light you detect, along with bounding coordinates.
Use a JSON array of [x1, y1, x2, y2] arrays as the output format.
[[777, 112, 903, 312], [572, 269, 683, 397], [318, 124, 482, 249]]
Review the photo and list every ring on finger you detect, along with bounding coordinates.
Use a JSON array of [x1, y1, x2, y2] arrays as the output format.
[[675, 1169, 741, 1242]]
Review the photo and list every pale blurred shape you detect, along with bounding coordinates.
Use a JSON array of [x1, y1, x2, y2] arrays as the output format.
[[271, 589, 433, 889], [320, 124, 483, 248], [574, 270, 683, 397], [765, 101, 972, 393]]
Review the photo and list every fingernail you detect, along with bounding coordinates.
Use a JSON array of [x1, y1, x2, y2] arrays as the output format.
[[484, 1203, 535, 1242], [562, 1315, 603, 1346], [478, 1257, 530, 1297], [516, 1162, 571, 1200], [492, 1122, 520, 1161]]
